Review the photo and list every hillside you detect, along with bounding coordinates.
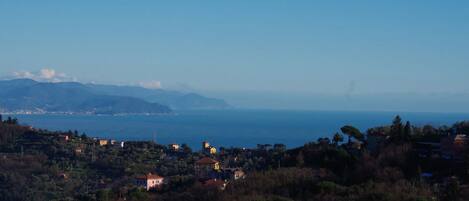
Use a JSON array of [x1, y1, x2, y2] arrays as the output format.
[[87, 84, 230, 110], [0, 79, 171, 114]]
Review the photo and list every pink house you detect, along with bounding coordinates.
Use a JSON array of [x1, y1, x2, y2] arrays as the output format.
[[135, 173, 164, 191]]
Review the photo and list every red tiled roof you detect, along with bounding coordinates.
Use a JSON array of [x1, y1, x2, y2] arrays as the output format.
[[136, 173, 163, 180], [196, 157, 219, 165], [203, 179, 225, 188]]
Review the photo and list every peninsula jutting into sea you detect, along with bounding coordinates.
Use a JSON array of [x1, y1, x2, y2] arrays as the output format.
[[2, 114, 469, 200], [0, 79, 229, 115]]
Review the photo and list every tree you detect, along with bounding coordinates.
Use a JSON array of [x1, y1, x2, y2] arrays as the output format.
[[128, 188, 149, 201], [181, 143, 192, 154], [332, 132, 344, 145], [296, 151, 304, 167], [404, 121, 412, 141], [96, 189, 110, 201], [443, 177, 460, 201], [453, 121, 469, 134], [340, 125, 364, 143], [391, 115, 403, 141], [79, 134, 88, 141]]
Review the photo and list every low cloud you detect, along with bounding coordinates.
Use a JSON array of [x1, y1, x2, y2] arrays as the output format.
[[139, 80, 162, 89], [11, 68, 77, 82]]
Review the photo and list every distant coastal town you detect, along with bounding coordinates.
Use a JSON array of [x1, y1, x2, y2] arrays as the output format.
[[1, 114, 469, 200]]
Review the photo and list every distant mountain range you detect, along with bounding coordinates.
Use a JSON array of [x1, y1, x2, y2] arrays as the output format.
[[0, 79, 229, 114]]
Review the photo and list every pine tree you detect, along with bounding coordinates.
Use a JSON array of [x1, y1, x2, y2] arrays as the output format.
[[404, 121, 412, 141], [391, 115, 403, 141]]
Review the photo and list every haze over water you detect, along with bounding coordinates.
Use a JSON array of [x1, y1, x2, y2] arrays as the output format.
[[13, 110, 469, 149]]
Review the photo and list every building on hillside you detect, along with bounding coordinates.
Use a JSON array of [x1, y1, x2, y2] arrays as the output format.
[[257, 144, 273, 151], [56, 135, 69, 142], [222, 168, 246, 180], [75, 148, 83, 155], [202, 141, 210, 149], [273, 144, 287, 152], [317, 138, 330, 145], [98, 139, 108, 146], [350, 140, 364, 150], [203, 179, 226, 190], [195, 157, 220, 178], [441, 134, 469, 160], [58, 172, 68, 180], [110, 140, 116, 145], [169, 143, 180, 151], [207, 146, 217, 154], [135, 173, 164, 191], [202, 141, 217, 155], [232, 169, 245, 180]]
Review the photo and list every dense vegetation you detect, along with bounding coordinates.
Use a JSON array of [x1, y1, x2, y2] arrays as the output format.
[[1, 114, 469, 201]]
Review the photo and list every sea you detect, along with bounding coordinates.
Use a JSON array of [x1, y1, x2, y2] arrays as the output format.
[[11, 109, 469, 150]]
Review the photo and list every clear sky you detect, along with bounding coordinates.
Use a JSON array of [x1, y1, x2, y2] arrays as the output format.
[[1, 1, 468, 99]]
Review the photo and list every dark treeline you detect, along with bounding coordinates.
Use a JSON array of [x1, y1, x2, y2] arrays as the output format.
[[1, 115, 469, 201]]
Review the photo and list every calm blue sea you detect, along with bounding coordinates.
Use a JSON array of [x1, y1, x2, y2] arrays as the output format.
[[11, 110, 469, 150]]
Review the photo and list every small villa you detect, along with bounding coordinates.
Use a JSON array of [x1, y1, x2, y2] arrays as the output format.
[[98, 139, 108, 146], [441, 134, 469, 159], [221, 168, 246, 180], [169, 143, 180, 151], [196, 157, 220, 170], [135, 173, 164, 191], [195, 157, 220, 178], [74, 148, 82, 154], [202, 141, 217, 155]]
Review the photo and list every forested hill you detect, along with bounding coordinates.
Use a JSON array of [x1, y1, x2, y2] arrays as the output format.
[[2, 115, 469, 200]]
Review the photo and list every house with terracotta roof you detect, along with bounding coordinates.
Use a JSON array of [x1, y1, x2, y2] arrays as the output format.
[[135, 173, 164, 191], [195, 157, 220, 178], [203, 179, 226, 190]]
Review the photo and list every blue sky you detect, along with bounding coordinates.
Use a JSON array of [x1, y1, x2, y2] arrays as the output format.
[[1, 1, 469, 110]]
